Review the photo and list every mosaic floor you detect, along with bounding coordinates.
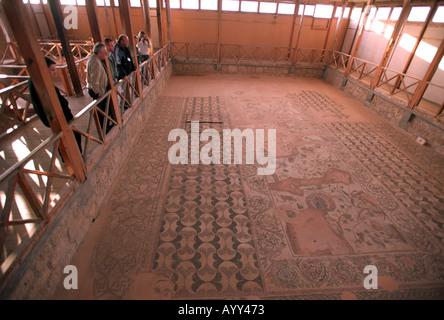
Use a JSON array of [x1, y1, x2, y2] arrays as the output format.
[[53, 74, 444, 300]]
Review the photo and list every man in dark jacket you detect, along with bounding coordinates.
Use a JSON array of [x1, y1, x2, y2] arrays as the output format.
[[28, 57, 82, 154], [114, 34, 136, 80]]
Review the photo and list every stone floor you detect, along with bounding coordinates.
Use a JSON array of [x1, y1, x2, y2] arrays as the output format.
[[52, 73, 444, 300]]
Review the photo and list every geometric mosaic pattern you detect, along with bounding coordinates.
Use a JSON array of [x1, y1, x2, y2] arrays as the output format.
[[153, 97, 263, 297], [54, 89, 444, 300], [235, 93, 444, 298], [151, 93, 444, 299], [297, 90, 350, 119], [152, 162, 264, 297], [325, 121, 444, 245], [185, 96, 225, 123]]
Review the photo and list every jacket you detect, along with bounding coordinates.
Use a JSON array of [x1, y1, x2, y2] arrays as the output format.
[[114, 43, 136, 80], [28, 79, 74, 128], [108, 52, 117, 83], [87, 54, 109, 97]]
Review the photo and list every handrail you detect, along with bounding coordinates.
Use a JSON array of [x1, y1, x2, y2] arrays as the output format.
[[0, 75, 29, 80], [329, 50, 435, 86], [0, 131, 63, 180], [327, 50, 443, 116], [170, 43, 443, 120], [172, 42, 331, 66], [0, 79, 34, 133], [0, 44, 173, 280], [1, 43, 173, 177], [0, 80, 28, 95], [56, 55, 91, 69]]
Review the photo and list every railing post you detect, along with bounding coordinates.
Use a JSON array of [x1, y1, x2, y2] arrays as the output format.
[[407, 39, 444, 110], [370, 0, 412, 90], [152, 53, 157, 80], [60, 67, 75, 96], [1, 0, 86, 182]]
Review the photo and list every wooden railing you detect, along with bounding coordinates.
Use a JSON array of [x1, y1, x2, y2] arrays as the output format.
[[171, 42, 330, 67], [0, 130, 74, 277], [329, 50, 444, 120], [329, 50, 350, 70], [55, 56, 89, 96], [72, 90, 117, 164], [40, 41, 94, 63], [171, 42, 217, 63], [170, 43, 444, 122], [0, 78, 34, 137], [1, 40, 93, 97], [0, 42, 21, 65], [0, 58, 89, 138], [0, 43, 172, 281]]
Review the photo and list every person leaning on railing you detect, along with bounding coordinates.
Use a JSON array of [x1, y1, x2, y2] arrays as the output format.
[[104, 37, 117, 84], [114, 34, 136, 81], [28, 56, 83, 156], [87, 42, 114, 134]]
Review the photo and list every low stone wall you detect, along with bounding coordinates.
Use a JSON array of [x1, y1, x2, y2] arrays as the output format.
[[0, 63, 173, 299], [324, 68, 444, 156], [172, 60, 325, 78]]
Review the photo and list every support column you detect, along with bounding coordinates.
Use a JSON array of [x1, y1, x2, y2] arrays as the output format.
[[322, 4, 337, 51], [103, 2, 114, 36], [347, 3, 364, 55], [338, 3, 354, 53], [370, 0, 412, 90], [217, 0, 222, 68], [85, 0, 122, 128], [292, 1, 306, 65], [0, 6, 21, 63], [345, 0, 374, 76], [294, 1, 305, 50], [408, 38, 444, 110], [26, 2, 43, 38], [48, 0, 84, 97], [119, 0, 142, 97], [40, 1, 57, 38], [329, 1, 347, 52], [165, 0, 172, 43], [1, 0, 86, 181], [142, 0, 154, 56], [109, 0, 120, 37], [156, 0, 164, 48], [396, 2, 438, 87], [288, 1, 300, 58]]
